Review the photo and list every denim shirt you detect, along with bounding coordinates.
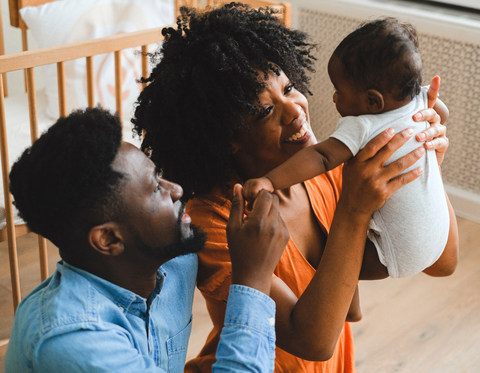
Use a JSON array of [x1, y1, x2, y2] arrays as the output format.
[[5, 255, 276, 372]]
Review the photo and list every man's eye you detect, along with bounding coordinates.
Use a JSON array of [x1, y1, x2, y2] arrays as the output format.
[[154, 170, 163, 192], [285, 84, 294, 94]]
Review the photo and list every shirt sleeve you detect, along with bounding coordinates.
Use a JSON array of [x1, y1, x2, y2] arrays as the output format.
[[33, 327, 165, 373], [213, 285, 276, 373], [330, 116, 370, 156]]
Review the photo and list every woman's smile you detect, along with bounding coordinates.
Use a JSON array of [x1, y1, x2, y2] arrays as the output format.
[[285, 121, 312, 143]]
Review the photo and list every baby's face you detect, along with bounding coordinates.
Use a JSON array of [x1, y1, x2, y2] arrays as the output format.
[[327, 56, 368, 117]]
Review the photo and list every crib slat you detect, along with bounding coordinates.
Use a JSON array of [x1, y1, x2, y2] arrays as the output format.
[[26, 68, 39, 143], [0, 0, 8, 98], [26, 68, 49, 281], [57, 62, 67, 117], [114, 51, 123, 123], [86, 56, 95, 108], [22, 28, 28, 93], [141, 45, 148, 90], [0, 74, 22, 311]]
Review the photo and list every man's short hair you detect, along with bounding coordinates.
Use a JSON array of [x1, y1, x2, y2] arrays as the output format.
[[10, 107, 126, 250]]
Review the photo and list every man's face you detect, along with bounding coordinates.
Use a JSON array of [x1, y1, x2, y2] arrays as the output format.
[[112, 142, 205, 263]]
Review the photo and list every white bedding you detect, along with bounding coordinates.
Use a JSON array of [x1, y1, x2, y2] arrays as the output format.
[[0, 89, 142, 230]]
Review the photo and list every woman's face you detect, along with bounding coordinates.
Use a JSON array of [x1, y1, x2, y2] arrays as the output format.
[[231, 69, 317, 179]]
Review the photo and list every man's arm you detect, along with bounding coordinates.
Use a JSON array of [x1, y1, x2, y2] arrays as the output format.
[[213, 185, 289, 372], [213, 286, 276, 373]]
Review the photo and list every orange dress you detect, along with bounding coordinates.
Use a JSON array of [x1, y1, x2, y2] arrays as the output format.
[[185, 166, 356, 373]]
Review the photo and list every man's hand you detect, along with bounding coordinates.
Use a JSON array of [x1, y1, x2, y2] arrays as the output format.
[[227, 184, 289, 296]]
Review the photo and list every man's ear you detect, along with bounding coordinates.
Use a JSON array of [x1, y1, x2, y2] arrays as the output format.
[[365, 89, 385, 113], [88, 222, 125, 256]]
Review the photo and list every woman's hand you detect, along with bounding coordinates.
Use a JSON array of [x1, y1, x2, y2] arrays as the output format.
[[340, 128, 424, 216], [413, 76, 449, 165]]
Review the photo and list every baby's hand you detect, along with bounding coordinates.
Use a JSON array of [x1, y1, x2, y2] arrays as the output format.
[[243, 177, 275, 203]]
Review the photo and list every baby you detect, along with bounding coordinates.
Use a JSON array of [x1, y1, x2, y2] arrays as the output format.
[[243, 17, 450, 279]]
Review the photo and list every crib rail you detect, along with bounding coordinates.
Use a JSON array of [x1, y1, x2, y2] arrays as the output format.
[[0, 26, 167, 313]]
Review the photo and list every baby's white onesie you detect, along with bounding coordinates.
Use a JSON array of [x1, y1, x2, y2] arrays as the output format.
[[330, 86, 449, 278]]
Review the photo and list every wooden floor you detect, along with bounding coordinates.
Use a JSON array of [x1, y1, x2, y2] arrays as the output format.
[[351, 216, 480, 373], [1, 216, 479, 372]]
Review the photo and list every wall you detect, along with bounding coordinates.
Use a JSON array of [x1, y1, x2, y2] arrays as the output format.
[[1, 0, 42, 96]]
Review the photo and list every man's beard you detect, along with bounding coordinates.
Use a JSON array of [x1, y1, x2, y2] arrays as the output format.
[[135, 223, 207, 263]]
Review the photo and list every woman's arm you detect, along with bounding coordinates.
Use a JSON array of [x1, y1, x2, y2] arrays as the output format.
[[271, 127, 426, 361]]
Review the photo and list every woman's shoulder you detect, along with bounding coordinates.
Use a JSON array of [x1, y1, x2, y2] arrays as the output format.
[[306, 164, 343, 191], [304, 166, 343, 227]]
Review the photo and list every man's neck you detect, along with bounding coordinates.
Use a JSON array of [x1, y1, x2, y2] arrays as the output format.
[[63, 251, 163, 299]]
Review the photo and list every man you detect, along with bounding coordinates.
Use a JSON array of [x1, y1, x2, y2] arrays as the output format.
[[5, 107, 289, 372]]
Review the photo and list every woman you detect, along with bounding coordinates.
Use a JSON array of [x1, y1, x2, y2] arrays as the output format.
[[132, 4, 458, 372]]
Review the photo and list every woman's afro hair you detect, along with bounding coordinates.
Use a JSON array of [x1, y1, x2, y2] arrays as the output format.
[[332, 17, 423, 101], [9, 107, 125, 249], [132, 2, 316, 199]]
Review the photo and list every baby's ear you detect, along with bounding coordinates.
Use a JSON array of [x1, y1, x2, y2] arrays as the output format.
[[365, 89, 384, 113]]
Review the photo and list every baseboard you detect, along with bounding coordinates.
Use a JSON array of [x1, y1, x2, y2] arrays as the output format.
[[445, 184, 480, 224]]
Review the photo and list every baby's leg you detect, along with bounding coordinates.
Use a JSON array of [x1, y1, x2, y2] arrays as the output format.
[[423, 242, 457, 277], [359, 239, 389, 280], [346, 285, 362, 322]]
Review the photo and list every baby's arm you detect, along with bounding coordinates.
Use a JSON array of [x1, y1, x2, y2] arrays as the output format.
[[243, 138, 353, 201], [267, 138, 353, 189]]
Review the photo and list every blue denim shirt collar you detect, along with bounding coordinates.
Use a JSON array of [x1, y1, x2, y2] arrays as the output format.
[[60, 260, 166, 318]]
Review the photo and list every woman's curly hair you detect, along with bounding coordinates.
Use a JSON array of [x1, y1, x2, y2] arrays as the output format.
[[9, 107, 125, 250], [132, 2, 316, 199], [333, 17, 423, 101]]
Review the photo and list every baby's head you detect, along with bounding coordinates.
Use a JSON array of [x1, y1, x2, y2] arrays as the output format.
[[328, 17, 423, 117]]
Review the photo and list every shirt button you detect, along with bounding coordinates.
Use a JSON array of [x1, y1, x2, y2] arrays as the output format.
[[118, 306, 124, 312], [268, 318, 275, 326]]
